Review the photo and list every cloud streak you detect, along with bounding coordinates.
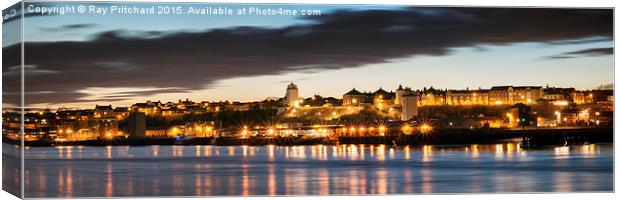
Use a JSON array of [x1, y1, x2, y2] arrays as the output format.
[[1, 7, 613, 106], [565, 47, 613, 56], [544, 47, 613, 59], [39, 23, 98, 32]]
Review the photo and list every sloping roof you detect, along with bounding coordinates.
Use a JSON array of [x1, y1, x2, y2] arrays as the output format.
[[491, 86, 512, 90], [543, 87, 574, 95], [421, 86, 445, 95], [344, 88, 364, 95], [448, 89, 489, 94], [514, 86, 543, 90], [113, 107, 129, 112], [94, 105, 113, 110], [287, 82, 298, 89], [133, 103, 148, 107], [374, 87, 389, 95]]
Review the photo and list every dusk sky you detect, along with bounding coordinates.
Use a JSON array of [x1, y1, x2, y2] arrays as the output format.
[[2, 2, 613, 109]]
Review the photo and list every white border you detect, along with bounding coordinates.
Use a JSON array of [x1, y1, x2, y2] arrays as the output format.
[[0, 0, 617, 200], [6, 0, 620, 7]]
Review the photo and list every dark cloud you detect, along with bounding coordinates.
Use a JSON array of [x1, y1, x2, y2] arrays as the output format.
[[1, 7, 613, 105], [544, 47, 613, 59], [545, 37, 610, 45], [544, 55, 574, 59], [565, 47, 613, 56], [39, 23, 97, 32]]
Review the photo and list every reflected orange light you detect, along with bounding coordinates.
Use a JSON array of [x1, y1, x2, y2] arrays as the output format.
[[422, 145, 433, 162]]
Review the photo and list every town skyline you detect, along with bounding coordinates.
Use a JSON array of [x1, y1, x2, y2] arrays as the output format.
[[11, 82, 614, 110], [2, 2, 615, 198]]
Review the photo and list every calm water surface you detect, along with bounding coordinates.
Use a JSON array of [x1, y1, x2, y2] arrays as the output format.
[[10, 143, 613, 197]]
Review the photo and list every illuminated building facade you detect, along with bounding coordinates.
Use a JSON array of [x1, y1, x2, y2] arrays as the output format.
[[1, 111, 21, 140], [93, 105, 121, 138], [417, 87, 446, 106], [394, 85, 412, 105], [128, 112, 146, 137], [373, 88, 395, 110], [56, 110, 97, 141], [285, 82, 300, 107], [2, 83, 614, 142], [401, 94, 418, 121], [445, 89, 489, 105], [131, 100, 162, 116], [512, 86, 544, 104], [489, 86, 543, 105], [489, 86, 514, 105], [145, 127, 168, 137], [23, 111, 55, 141], [342, 88, 368, 106]]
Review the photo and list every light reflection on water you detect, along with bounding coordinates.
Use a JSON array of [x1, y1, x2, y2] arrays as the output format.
[[11, 143, 613, 198]]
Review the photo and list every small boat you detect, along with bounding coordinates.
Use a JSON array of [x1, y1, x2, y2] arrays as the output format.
[[174, 135, 195, 145]]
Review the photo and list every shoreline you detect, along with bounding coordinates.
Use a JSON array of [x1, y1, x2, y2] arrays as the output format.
[[4, 126, 612, 147]]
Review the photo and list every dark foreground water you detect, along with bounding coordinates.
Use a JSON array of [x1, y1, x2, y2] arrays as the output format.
[[6, 143, 613, 197]]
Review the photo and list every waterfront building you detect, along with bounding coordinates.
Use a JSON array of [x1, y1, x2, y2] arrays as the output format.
[[542, 87, 575, 101], [489, 86, 513, 105], [343, 87, 397, 109], [93, 105, 121, 138], [445, 89, 489, 105], [462, 116, 506, 129], [113, 107, 130, 120], [489, 86, 543, 105], [373, 88, 395, 110], [128, 112, 146, 137], [1, 111, 21, 140], [185, 121, 217, 137], [418, 87, 445, 106], [23, 111, 55, 141], [224, 102, 252, 111], [145, 127, 168, 137], [575, 101, 614, 126], [161, 107, 182, 117], [585, 90, 614, 103], [302, 95, 342, 107], [94, 105, 115, 118], [176, 98, 195, 109], [343, 88, 367, 106], [394, 85, 413, 105], [91, 117, 120, 139], [56, 110, 97, 141], [572, 91, 587, 104], [512, 86, 544, 104], [285, 82, 300, 107], [244, 99, 281, 110], [567, 90, 612, 105], [559, 109, 580, 126], [206, 102, 226, 112], [543, 87, 575, 106], [589, 110, 614, 126], [401, 94, 418, 121], [131, 100, 162, 116], [536, 116, 558, 127]]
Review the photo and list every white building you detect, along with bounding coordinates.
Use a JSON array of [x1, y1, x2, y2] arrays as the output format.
[[401, 93, 418, 121], [395, 85, 415, 105], [285, 83, 299, 107]]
